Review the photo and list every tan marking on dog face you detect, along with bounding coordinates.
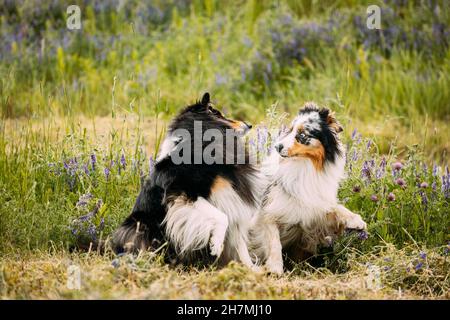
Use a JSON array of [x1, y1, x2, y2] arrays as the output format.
[[326, 111, 343, 133], [287, 141, 325, 170], [211, 176, 232, 192], [295, 124, 304, 134], [228, 120, 245, 130]]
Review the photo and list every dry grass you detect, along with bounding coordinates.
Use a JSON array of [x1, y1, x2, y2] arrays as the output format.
[[1, 245, 447, 300], [2, 113, 160, 156]]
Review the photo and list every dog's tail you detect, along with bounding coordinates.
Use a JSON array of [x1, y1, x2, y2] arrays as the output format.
[[111, 183, 167, 254]]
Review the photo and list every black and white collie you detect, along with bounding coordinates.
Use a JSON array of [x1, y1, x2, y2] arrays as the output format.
[[113, 93, 259, 267], [250, 102, 367, 274]]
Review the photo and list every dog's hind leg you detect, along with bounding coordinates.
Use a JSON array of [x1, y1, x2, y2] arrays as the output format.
[[164, 196, 229, 258], [228, 228, 259, 270]]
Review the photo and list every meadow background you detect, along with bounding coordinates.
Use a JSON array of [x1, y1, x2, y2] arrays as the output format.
[[0, 0, 449, 299]]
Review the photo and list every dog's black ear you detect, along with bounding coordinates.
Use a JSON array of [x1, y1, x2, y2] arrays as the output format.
[[323, 109, 343, 133], [318, 107, 330, 120], [201, 92, 210, 106]]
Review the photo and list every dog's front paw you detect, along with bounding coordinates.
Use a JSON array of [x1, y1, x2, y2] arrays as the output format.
[[209, 228, 226, 257], [249, 264, 264, 273], [265, 260, 284, 275], [344, 214, 367, 231]]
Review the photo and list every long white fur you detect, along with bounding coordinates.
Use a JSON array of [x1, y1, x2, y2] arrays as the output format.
[[262, 151, 346, 226], [250, 112, 367, 274], [163, 196, 228, 257], [163, 175, 262, 268]]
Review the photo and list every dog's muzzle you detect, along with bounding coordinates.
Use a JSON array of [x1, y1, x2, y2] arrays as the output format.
[[236, 121, 252, 136], [275, 143, 288, 157]]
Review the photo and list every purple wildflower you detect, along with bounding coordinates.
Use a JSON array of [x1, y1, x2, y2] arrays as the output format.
[[366, 139, 372, 150], [442, 175, 450, 198], [420, 182, 428, 188], [90, 153, 97, 171], [257, 127, 268, 155], [351, 128, 358, 140], [420, 191, 428, 207], [387, 192, 396, 201], [76, 193, 93, 208], [432, 164, 438, 176], [87, 224, 97, 240], [99, 218, 105, 230], [77, 199, 103, 224], [419, 252, 426, 260], [64, 157, 79, 176], [392, 162, 403, 171], [352, 149, 359, 161], [370, 194, 379, 202], [120, 153, 126, 170], [422, 163, 428, 175], [77, 213, 92, 222], [361, 160, 372, 181], [353, 185, 361, 193], [395, 177, 406, 187], [104, 167, 110, 179], [358, 231, 369, 240], [376, 157, 387, 179], [215, 73, 228, 85], [414, 262, 423, 271]]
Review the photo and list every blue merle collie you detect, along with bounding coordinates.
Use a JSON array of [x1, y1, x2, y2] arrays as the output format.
[[250, 102, 367, 274], [113, 93, 259, 267]]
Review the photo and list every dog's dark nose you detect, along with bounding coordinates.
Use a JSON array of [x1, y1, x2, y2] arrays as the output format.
[[275, 144, 283, 153]]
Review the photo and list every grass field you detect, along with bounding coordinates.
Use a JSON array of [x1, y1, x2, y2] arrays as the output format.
[[0, 0, 449, 299]]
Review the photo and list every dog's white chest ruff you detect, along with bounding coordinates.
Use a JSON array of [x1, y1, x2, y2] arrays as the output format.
[[261, 153, 345, 226]]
